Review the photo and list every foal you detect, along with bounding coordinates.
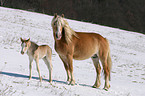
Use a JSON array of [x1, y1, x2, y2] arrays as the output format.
[[20, 38, 52, 82]]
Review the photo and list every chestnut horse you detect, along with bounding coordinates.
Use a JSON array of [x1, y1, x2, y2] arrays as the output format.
[[51, 14, 112, 90]]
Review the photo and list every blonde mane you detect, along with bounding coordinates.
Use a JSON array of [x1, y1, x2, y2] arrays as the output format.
[[52, 16, 78, 44]]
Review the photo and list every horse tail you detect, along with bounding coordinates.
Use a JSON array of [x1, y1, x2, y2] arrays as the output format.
[[107, 48, 112, 81]]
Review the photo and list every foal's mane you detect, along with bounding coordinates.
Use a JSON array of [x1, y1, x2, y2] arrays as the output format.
[[52, 15, 78, 44], [29, 41, 39, 51]]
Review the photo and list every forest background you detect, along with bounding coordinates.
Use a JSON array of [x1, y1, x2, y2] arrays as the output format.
[[1, 0, 145, 34]]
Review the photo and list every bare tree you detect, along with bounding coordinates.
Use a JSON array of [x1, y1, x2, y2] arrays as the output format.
[[0, 0, 8, 6]]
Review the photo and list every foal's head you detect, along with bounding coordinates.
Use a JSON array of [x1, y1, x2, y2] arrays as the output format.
[[51, 13, 66, 40], [20, 38, 30, 55]]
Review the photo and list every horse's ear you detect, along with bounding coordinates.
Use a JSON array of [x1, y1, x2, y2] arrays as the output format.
[[27, 38, 30, 42], [54, 13, 57, 18], [61, 14, 64, 18], [20, 37, 23, 42]]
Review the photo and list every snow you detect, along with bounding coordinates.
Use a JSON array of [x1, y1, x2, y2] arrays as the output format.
[[0, 7, 145, 96]]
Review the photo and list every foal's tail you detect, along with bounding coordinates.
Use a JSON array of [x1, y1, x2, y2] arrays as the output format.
[[107, 49, 112, 81]]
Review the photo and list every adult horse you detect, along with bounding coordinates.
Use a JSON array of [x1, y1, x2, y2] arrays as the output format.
[[51, 14, 112, 90]]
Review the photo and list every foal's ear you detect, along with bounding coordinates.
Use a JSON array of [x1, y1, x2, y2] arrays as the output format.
[[27, 38, 30, 42], [54, 13, 57, 18], [20, 37, 23, 42], [61, 14, 64, 18]]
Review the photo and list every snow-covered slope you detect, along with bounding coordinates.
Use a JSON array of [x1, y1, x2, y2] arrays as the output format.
[[0, 7, 145, 96]]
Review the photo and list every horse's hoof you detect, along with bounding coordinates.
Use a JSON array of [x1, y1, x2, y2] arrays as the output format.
[[69, 81, 75, 85], [71, 83, 75, 86], [68, 83, 75, 85], [103, 88, 109, 91], [29, 77, 31, 80], [103, 85, 110, 91], [49, 80, 52, 83], [92, 85, 97, 88], [92, 84, 100, 88], [66, 81, 70, 84], [40, 77, 42, 82]]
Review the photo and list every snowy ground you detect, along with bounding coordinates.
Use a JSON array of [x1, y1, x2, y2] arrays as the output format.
[[0, 7, 145, 96]]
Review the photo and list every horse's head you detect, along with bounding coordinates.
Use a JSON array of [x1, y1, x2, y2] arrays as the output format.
[[20, 38, 30, 55], [51, 13, 65, 40]]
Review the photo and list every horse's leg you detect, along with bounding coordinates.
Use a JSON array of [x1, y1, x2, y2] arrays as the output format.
[[67, 54, 75, 85], [99, 53, 110, 90], [29, 57, 33, 80], [35, 57, 42, 82], [43, 56, 52, 83], [91, 54, 101, 88], [59, 56, 71, 83]]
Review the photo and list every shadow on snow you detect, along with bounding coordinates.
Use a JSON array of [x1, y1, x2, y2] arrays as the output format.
[[0, 71, 66, 84], [0, 71, 93, 88]]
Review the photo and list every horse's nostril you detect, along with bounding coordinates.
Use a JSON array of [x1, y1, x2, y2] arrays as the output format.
[[55, 32, 62, 40], [56, 32, 58, 38]]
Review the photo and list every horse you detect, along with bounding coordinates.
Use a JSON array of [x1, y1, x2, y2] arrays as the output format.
[[20, 38, 53, 83], [51, 14, 112, 90]]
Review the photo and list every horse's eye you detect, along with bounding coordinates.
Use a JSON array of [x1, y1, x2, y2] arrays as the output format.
[[54, 22, 56, 26]]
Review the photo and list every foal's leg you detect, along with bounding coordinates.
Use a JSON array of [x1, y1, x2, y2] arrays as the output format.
[[29, 57, 33, 80], [91, 54, 101, 88], [43, 57, 52, 83], [35, 57, 42, 82], [99, 54, 110, 90], [59, 56, 71, 83]]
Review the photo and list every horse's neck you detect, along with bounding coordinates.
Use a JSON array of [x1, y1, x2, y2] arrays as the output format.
[[62, 28, 68, 43], [63, 26, 74, 44], [27, 42, 38, 55]]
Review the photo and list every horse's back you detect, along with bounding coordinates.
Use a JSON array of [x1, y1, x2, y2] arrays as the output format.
[[38, 45, 52, 58], [74, 32, 108, 46], [76, 32, 106, 41], [73, 32, 109, 60], [76, 32, 109, 47]]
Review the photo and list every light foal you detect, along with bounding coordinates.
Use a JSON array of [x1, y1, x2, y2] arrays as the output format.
[[20, 38, 52, 82], [51, 14, 112, 90]]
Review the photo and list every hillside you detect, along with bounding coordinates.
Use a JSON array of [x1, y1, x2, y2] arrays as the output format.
[[0, 7, 145, 96]]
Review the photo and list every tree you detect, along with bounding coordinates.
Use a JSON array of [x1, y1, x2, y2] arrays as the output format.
[[0, 0, 8, 6]]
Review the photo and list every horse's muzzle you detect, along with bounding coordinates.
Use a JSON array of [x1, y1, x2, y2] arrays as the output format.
[[21, 51, 24, 55], [55, 32, 62, 40]]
